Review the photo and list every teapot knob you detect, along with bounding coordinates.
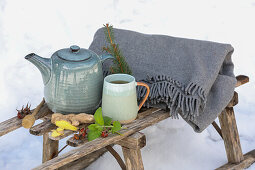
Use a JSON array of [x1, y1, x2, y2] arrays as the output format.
[[70, 45, 80, 53]]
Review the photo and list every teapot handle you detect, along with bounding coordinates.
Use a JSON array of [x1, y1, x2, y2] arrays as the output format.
[[137, 82, 150, 111], [99, 54, 114, 63]]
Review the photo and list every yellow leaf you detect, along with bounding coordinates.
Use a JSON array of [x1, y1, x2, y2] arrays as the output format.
[[56, 128, 64, 134], [51, 130, 62, 137], [55, 120, 77, 131]]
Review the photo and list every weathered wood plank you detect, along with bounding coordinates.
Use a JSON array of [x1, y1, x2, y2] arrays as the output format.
[[219, 108, 244, 163], [67, 132, 146, 150], [227, 91, 238, 108], [0, 104, 52, 137], [40, 114, 52, 121], [49, 124, 89, 141], [58, 147, 108, 170], [42, 133, 59, 163], [67, 133, 146, 170], [235, 75, 249, 87], [30, 119, 56, 136], [33, 109, 169, 170], [30, 118, 88, 140], [67, 108, 156, 147], [122, 146, 144, 170], [137, 108, 161, 119], [116, 132, 146, 150], [67, 136, 89, 147], [49, 130, 76, 141], [216, 149, 255, 170]]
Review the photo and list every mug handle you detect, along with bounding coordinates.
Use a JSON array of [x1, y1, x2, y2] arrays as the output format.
[[137, 82, 150, 111]]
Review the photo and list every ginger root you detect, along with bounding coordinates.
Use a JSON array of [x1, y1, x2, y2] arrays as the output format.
[[51, 113, 94, 126]]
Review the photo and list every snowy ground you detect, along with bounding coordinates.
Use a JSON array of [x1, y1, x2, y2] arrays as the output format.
[[0, 0, 255, 169]]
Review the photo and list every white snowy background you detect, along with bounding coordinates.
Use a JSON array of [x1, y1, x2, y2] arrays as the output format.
[[0, 0, 255, 169]]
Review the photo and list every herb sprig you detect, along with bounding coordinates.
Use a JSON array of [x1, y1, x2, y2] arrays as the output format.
[[87, 107, 123, 141]]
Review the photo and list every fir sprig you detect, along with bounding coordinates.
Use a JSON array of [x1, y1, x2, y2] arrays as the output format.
[[102, 23, 132, 75]]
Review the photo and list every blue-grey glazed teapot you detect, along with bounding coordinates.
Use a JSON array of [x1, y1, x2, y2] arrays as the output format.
[[25, 45, 113, 114]]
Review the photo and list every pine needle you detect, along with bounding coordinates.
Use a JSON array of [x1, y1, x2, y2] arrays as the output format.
[[102, 23, 132, 75]]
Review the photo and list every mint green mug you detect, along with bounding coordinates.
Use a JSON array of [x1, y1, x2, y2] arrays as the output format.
[[102, 74, 150, 124]]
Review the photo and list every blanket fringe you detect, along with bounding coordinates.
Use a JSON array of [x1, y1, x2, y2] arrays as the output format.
[[137, 75, 206, 120]]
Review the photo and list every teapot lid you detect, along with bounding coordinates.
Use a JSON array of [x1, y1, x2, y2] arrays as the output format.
[[57, 45, 91, 61]]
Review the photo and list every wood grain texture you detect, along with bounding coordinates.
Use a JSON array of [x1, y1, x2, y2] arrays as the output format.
[[122, 147, 144, 170], [67, 132, 146, 169], [42, 133, 59, 163], [67, 136, 89, 147], [121, 132, 146, 170], [0, 104, 52, 137], [116, 132, 146, 150], [67, 132, 146, 149], [235, 75, 249, 87], [227, 91, 238, 108], [30, 119, 88, 140], [137, 108, 161, 119], [67, 109, 156, 147], [216, 149, 255, 170], [58, 147, 108, 170], [49, 130, 76, 141], [40, 114, 52, 121], [219, 108, 244, 163], [30, 119, 56, 136], [33, 109, 169, 170]]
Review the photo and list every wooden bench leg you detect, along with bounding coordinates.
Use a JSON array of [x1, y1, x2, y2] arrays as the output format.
[[218, 107, 244, 163], [43, 133, 59, 163], [117, 132, 146, 170], [122, 147, 144, 170], [216, 88, 255, 169]]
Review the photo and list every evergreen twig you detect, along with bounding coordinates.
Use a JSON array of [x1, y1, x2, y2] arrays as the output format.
[[102, 23, 132, 75]]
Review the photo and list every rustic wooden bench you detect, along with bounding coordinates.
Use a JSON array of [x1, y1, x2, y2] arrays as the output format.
[[0, 75, 253, 170]]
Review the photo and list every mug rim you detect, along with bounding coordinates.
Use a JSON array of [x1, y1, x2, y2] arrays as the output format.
[[104, 73, 135, 86]]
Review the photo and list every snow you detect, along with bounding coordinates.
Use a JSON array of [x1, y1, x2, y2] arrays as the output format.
[[0, 0, 255, 169]]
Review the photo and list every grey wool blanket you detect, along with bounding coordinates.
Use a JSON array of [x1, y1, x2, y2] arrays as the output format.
[[89, 28, 237, 132]]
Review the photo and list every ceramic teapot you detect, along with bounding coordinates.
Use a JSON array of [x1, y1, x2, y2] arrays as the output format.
[[25, 45, 113, 114]]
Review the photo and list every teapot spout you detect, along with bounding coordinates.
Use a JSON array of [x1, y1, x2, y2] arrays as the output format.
[[25, 53, 51, 85]]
